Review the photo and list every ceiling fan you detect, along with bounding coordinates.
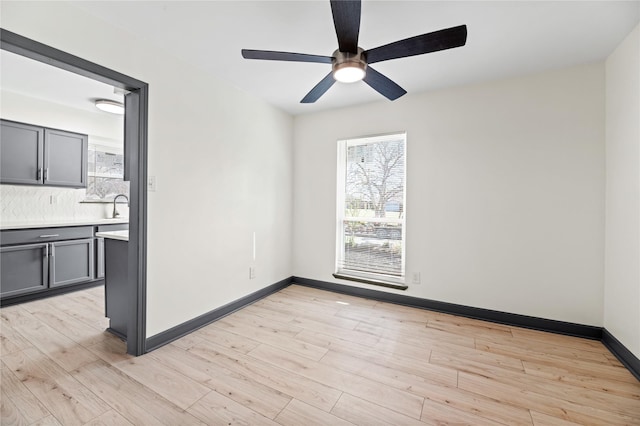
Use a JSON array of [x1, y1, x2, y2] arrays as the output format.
[[241, 0, 467, 104]]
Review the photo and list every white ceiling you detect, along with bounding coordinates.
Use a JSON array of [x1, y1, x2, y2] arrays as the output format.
[[2, 1, 639, 116], [0, 49, 124, 114]]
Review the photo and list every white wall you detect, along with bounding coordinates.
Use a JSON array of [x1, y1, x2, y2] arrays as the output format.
[[0, 2, 293, 337], [0, 89, 123, 222], [294, 63, 605, 326], [605, 24, 640, 358]]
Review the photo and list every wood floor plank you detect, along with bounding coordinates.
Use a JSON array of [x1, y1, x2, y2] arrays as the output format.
[[319, 349, 458, 391], [36, 295, 109, 331], [3, 348, 110, 426], [187, 389, 279, 426], [296, 329, 469, 387], [85, 334, 131, 365], [529, 411, 583, 426], [1, 362, 50, 425], [32, 415, 63, 425], [510, 327, 605, 352], [357, 321, 476, 352], [28, 303, 111, 348], [420, 398, 504, 426], [194, 325, 261, 354], [248, 343, 425, 419], [188, 338, 342, 413], [330, 393, 424, 426], [429, 350, 526, 381], [458, 371, 639, 425], [149, 343, 292, 419], [465, 362, 640, 417], [212, 313, 328, 361], [0, 311, 33, 356], [1, 307, 98, 371], [477, 335, 612, 365], [111, 351, 211, 410], [72, 360, 205, 426], [426, 315, 514, 341], [274, 399, 354, 426], [522, 360, 640, 400], [83, 410, 134, 426], [419, 382, 534, 426]]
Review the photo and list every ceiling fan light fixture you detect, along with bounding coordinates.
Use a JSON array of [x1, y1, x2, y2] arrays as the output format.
[[332, 48, 367, 83], [95, 99, 125, 115], [333, 63, 366, 83]]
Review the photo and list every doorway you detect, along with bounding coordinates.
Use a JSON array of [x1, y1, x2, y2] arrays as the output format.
[[1, 29, 148, 355]]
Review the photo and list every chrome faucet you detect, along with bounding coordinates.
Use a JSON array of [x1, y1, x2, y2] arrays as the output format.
[[112, 194, 129, 218]]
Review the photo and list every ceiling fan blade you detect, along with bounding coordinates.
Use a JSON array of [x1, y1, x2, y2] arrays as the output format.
[[365, 25, 467, 64], [301, 72, 336, 103], [241, 49, 333, 64], [330, 0, 361, 54], [363, 66, 406, 101]]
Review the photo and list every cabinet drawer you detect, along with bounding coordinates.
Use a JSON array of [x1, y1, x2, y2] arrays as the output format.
[[1, 226, 94, 246], [96, 223, 129, 232]]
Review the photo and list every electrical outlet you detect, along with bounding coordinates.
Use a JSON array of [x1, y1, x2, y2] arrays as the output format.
[[249, 266, 256, 279], [412, 272, 421, 285]]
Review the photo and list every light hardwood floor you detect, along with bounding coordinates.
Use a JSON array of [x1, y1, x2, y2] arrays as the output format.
[[1, 284, 639, 425]]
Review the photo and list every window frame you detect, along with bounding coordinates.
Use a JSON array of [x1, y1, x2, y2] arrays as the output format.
[[335, 132, 407, 289]]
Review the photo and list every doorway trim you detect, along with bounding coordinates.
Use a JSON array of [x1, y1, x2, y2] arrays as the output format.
[[1, 28, 148, 355]]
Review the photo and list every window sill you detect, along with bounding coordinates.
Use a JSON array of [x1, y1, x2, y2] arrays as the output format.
[[332, 273, 408, 290]]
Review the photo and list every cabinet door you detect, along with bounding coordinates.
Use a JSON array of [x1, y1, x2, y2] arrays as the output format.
[[43, 128, 88, 188], [0, 243, 49, 297], [50, 239, 94, 288], [0, 120, 44, 185]]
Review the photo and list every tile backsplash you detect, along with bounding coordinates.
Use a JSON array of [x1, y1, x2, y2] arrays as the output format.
[[0, 184, 128, 223]]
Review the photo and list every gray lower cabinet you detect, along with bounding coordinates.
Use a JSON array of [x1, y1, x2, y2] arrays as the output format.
[[50, 239, 95, 288], [0, 226, 95, 299], [0, 243, 49, 297], [0, 119, 88, 188]]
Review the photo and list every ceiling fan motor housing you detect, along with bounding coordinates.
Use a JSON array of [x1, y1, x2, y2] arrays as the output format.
[[332, 47, 367, 82]]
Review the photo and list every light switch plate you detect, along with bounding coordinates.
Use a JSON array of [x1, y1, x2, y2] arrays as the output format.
[[148, 175, 157, 191]]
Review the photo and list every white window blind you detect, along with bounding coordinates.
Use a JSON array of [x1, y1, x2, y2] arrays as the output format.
[[336, 132, 406, 285]]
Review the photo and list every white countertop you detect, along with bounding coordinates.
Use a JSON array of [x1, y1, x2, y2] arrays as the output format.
[[0, 218, 129, 230], [95, 230, 129, 241]]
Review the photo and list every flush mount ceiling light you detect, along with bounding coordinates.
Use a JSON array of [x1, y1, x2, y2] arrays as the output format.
[[332, 48, 366, 83], [95, 99, 124, 115]]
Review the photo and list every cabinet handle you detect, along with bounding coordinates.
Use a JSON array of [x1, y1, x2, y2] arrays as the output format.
[[44, 245, 49, 258], [39, 234, 60, 238], [37, 168, 43, 181], [43, 168, 49, 181]]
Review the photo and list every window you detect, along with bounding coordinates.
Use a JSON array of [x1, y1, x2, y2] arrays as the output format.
[[85, 145, 129, 201], [335, 132, 406, 288]]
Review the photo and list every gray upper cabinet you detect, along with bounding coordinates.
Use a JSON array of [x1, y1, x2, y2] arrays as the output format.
[[0, 119, 88, 188], [0, 121, 44, 185]]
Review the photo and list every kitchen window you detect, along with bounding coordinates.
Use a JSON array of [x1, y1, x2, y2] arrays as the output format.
[[335, 132, 407, 289], [85, 145, 129, 202]]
